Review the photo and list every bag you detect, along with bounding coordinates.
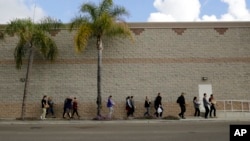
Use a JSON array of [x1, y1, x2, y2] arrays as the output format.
[[176, 97, 180, 103], [157, 107, 162, 113]]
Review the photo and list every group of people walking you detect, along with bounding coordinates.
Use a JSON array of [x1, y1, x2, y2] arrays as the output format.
[[108, 92, 217, 120], [40, 95, 55, 120], [40, 95, 80, 120], [41, 92, 217, 120], [177, 92, 217, 119], [202, 93, 217, 118], [126, 96, 135, 117], [125, 93, 163, 118], [62, 96, 81, 119]]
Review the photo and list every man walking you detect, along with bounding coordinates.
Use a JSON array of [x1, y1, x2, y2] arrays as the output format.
[[177, 92, 186, 119], [203, 93, 210, 119], [154, 92, 162, 118]]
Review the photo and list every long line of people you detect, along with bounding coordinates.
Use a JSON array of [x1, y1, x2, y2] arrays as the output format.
[[40, 92, 216, 120]]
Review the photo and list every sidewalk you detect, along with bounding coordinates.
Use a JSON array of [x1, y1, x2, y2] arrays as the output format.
[[0, 116, 249, 125]]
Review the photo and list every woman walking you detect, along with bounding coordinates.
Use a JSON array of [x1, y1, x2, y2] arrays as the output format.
[[144, 96, 151, 116]]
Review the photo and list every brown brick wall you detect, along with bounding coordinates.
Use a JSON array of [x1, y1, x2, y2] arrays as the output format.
[[0, 22, 250, 119]]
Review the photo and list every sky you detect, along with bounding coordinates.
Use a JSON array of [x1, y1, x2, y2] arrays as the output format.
[[0, 0, 250, 24]]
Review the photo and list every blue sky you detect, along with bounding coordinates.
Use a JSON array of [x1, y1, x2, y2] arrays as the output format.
[[0, 0, 250, 24]]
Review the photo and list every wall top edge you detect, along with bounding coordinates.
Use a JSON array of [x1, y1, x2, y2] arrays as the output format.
[[1, 22, 250, 30], [127, 22, 250, 28]]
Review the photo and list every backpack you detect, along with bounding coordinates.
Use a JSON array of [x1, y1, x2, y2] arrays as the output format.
[[176, 97, 180, 103]]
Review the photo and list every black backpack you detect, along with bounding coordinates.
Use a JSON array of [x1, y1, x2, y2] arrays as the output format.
[[176, 96, 180, 103]]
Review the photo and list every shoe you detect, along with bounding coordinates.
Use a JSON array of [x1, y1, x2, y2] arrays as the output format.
[[40, 116, 42, 120], [178, 114, 181, 118]]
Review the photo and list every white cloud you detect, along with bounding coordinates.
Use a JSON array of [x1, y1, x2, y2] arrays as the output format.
[[148, 0, 201, 22], [148, 0, 250, 22], [201, 15, 218, 21], [220, 0, 250, 21], [0, 0, 46, 24]]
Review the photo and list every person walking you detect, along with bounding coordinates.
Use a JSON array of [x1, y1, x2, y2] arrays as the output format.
[[144, 96, 151, 116], [62, 98, 67, 118], [154, 92, 162, 118], [177, 92, 186, 119], [107, 95, 115, 119], [63, 96, 73, 119], [193, 96, 200, 117], [209, 94, 217, 118], [47, 97, 55, 118], [40, 95, 48, 120], [72, 97, 80, 119], [203, 93, 210, 119], [130, 96, 135, 117], [126, 96, 132, 117]]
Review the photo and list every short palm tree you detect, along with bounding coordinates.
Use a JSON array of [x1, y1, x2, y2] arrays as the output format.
[[69, 0, 133, 117], [5, 17, 61, 120]]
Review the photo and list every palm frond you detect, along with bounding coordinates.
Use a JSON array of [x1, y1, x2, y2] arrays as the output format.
[[32, 30, 58, 61], [32, 31, 48, 54], [93, 13, 112, 35], [5, 18, 33, 38], [74, 24, 93, 52], [81, 2, 98, 21], [0, 31, 4, 39], [70, 0, 133, 52], [109, 5, 129, 20], [38, 17, 62, 31], [14, 36, 28, 69], [45, 38, 58, 61], [69, 16, 90, 31], [99, 0, 113, 14], [105, 21, 133, 41]]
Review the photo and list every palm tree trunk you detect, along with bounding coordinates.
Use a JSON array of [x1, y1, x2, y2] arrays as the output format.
[[96, 37, 103, 117], [21, 47, 34, 120]]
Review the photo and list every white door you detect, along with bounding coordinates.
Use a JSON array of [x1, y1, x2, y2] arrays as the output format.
[[198, 84, 212, 112]]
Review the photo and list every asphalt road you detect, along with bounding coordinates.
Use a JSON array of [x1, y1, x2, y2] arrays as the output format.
[[0, 120, 249, 141]]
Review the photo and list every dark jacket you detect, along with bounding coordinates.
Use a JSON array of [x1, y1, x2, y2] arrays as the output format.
[[65, 98, 72, 109], [144, 100, 151, 108], [177, 95, 185, 106], [154, 96, 162, 108]]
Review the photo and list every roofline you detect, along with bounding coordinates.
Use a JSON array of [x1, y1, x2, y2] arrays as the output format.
[[127, 22, 250, 28], [1, 22, 250, 30]]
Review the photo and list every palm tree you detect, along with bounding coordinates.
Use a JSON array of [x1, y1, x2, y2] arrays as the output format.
[[69, 0, 133, 117], [5, 17, 61, 120]]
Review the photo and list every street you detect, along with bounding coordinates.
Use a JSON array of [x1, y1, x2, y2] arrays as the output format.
[[0, 120, 249, 141]]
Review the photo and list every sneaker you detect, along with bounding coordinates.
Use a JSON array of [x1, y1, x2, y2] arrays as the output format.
[[178, 114, 181, 118]]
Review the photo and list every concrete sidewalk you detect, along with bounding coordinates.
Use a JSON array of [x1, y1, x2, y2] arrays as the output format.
[[0, 116, 249, 125]]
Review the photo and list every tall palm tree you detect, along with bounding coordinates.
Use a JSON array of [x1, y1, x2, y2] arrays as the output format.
[[5, 17, 61, 120], [69, 0, 133, 117]]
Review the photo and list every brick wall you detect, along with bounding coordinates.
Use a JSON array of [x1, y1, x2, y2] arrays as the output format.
[[0, 22, 250, 119]]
